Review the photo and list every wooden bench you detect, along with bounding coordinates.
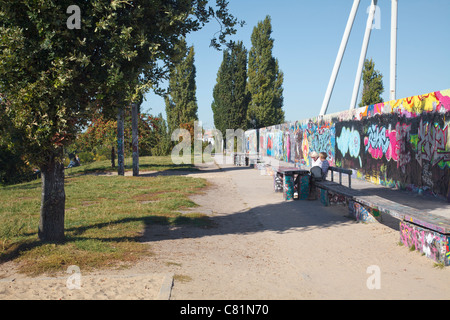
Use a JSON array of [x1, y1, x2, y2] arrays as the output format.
[[328, 166, 353, 188], [313, 166, 356, 206], [273, 167, 310, 200], [309, 165, 450, 265], [400, 210, 450, 266], [352, 194, 419, 221], [314, 180, 362, 207]]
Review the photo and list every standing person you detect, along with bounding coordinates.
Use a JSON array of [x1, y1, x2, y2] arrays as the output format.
[[319, 152, 329, 180]]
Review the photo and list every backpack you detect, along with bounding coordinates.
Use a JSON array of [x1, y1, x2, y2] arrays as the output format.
[[310, 166, 323, 181]]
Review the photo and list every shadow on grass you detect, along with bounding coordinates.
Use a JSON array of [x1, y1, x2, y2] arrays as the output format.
[[1, 181, 41, 191], [0, 213, 214, 267], [66, 162, 199, 177]]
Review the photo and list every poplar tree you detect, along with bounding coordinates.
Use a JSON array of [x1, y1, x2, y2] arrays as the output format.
[[247, 15, 284, 128], [212, 41, 249, 134], [359, 58, 384, 107], [165, 38, 198, 134], [152, 113, 172, 156]]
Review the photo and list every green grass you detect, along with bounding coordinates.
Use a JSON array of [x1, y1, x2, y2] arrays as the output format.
[[65, 155, 198, 176], [0, 156, 211, 276]]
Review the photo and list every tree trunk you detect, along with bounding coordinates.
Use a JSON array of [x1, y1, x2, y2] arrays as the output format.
[[38, 151, 66, 242], [117, 106, 125, 176], [111, 146, 115, 168], [132, 102, 139, 176]]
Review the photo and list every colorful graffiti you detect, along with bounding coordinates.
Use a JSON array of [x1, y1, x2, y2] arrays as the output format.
[[400, 220, 450, 265], [415, 119, 450, 168], [362, 122, 413, 173], [246, 89, 450, 201], [244, 129, 258, 156], [348, 201, 380, 223], [336, 127, 361, 160], [364, 124, 392, 160]]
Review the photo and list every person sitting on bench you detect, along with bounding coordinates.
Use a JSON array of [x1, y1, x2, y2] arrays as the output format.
[[319, 152, 329, 180], [307, 151, 329, 200]]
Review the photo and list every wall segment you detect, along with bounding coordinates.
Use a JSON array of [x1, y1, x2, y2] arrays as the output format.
[[245, 89, 450, 202]]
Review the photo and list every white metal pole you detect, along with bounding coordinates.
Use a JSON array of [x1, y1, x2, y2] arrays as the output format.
[[319, 0, 360, 116], [390, 0, 398, 101], [350, 0, 378, 110]]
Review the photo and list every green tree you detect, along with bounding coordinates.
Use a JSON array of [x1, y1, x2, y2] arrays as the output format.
[[358, 58, 384, 108], [152, 113, 172, 156], [212, 41, 249, 134], [165, 38, 198, 134], [247, 15, 284, 128], [0, 0, 240, 242]]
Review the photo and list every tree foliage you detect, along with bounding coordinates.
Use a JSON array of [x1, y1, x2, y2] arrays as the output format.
[[152, 113, 172, 156], [212, 41, 249, 134], [0, 0, 241, 242], [71, 109, 162, 162], [165, 38, 198, 134], [247, 15, 284, 128], [359, 58, 384, 108]]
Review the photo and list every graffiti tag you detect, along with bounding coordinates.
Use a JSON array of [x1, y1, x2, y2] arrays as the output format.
[[364, 125, 390, 159], [400, 222, 448, 264], [416, 119, 450, 167], [337, 127, 360, 158]]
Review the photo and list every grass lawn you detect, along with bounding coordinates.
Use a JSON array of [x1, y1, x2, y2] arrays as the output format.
[[0, 156, 211, 276], [65, 155, 198, 175]]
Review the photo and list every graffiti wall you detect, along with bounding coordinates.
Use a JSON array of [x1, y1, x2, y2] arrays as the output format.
[[400, 220, 450, 265], [245, 89, 450, 201]]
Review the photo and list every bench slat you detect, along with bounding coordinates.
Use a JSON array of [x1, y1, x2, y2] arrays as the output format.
[[315, 181, 362, 198]]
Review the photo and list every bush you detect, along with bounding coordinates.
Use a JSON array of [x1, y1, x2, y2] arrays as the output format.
[[77, 151, 95, 164], [0, 146, 36, 185]]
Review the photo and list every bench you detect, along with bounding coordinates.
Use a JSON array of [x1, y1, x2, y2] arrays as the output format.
[[314, 179, 362, 207], [400, 211, 450, 266], [273, 167, 310, 200], [328, 166, 353, 188], [233, 153, 248, 166], [281, 163, 450, 266], [312, 166, 355, 206], [316, 179, 450, 265], [315, 178, 423, 223]]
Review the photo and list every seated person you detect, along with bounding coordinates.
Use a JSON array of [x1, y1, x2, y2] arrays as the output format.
[[319, 152, 329, 180], [308, 151, 321, 200], [310, 151, 321, 167]]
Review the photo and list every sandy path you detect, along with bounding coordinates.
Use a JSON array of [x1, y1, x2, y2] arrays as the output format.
[[135, 161, 450, 299], [1, 160, 450, 300]]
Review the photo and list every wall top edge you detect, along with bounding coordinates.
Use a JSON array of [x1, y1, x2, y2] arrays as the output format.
[[249, 88, 450, 132]]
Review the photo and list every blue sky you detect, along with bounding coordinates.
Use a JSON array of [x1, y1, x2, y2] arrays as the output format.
[[142, 0, 449, 129]]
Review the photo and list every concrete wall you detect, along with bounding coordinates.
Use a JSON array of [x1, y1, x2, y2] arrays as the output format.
[[244, 89, 450, 201]]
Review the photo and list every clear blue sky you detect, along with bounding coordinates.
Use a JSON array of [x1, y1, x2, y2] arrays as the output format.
[[142, 0, 450, 129]]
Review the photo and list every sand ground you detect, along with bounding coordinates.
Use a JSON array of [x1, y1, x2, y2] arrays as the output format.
[[1, 159, 450, 300]]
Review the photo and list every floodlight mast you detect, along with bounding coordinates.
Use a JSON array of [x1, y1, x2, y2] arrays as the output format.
[[349, 0, 378, 110], [390, 0, 398, 101], [319, 0, 360, 116], [320, 0, 398, 115]]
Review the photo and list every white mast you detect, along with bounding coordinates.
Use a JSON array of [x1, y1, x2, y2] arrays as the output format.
[[319, 0, 360, 116], [390, 0, 398, 101], [349, 0, 378, 110]]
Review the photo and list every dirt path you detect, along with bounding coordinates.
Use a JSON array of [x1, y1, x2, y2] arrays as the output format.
[[132, 160, 450, 299], [2, 160, 450, 300]]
